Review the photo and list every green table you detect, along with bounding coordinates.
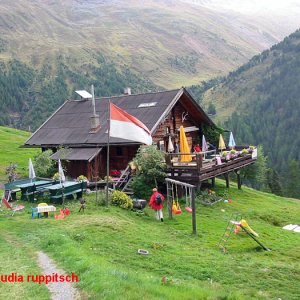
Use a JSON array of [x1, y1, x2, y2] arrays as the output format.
[[48, 181, 87, 204], [17, 180, 53, 201]]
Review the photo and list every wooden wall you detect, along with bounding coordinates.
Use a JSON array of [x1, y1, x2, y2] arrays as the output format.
[[152, 102, 201, 152], [98, 145, 139, 178]]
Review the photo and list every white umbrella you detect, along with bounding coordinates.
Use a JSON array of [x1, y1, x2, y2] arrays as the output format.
[[168, 135, 174, 152], [29, 158, 36, 182], [202, 135, 208, 159], [58, 159, 66, 184], [202, 135, 208, 152], [228, 132, 236, 148]]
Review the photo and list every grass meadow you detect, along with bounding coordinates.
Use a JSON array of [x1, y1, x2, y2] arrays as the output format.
[[0, 126, 40, 182], [0, 182, 299, 300], [0, 127, 299, 299]]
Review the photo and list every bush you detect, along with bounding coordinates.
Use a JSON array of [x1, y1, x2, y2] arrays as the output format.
[[111, 190, 133, 209], [34, 150, 56, 177], [131, 175, 154, 200], [77, 175, 88, 182], [196, 189, 223, 206], [52, 172, 60, 181]]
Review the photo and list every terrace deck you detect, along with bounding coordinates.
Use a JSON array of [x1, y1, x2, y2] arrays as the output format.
[[166, 153, 256, 188]]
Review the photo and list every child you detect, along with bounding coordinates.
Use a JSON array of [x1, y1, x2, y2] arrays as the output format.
[[149, 188, 165, 222]]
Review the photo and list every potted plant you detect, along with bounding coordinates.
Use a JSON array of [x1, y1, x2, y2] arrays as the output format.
[[52, 172, 60, 182], [76, 175, 88, 182], [222, 151, 230, 161], [247, 145, 255, 153], [230, 149, 237, 160], [240, 148, 249, 156]]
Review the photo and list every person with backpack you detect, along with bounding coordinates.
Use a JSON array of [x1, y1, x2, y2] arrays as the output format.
[[149, 188, 165, 222]]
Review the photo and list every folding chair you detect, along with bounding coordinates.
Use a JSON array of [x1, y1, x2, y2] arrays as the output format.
[[2, 198, 25, 216]]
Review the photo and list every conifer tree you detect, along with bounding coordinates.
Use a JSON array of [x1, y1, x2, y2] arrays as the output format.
[[284, 159, 300, 199], [267, 168, 283, 196]]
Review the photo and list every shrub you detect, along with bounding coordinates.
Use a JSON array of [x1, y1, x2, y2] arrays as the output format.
[[103, 176, 113, 182], [111, 190, 133, 209], [52, 172, 60, 181], [241, 148, 249, 156], [196, 189, 223, 206], [131, 175, 154, 199], [77, 175, 88, 182], [34, 150, 56, 177]]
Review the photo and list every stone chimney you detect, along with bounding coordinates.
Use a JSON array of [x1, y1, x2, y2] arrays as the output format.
[[89, 85, 101, 133], [124, 87, 131, 95]]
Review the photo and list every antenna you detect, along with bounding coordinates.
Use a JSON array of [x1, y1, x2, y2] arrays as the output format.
[[91, 84, 96, 115]]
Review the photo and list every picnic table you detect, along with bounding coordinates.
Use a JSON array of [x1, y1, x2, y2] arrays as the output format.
[[48, 181, 87, 204], [32, 205, 56, 218], [16, 180, 53, 201]]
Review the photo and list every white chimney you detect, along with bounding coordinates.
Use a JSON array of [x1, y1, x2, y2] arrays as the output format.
[[124, 87, 131, 95]]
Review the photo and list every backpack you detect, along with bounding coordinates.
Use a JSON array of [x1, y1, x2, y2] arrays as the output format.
[[155, 194, 162, 205]]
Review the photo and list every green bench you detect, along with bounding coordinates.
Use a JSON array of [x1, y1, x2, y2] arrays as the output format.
[[4, 179, 36, 200], [48, 181, 87, 204], [16, 180, 53, 201]]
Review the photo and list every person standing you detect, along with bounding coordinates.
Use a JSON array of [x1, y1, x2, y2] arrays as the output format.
[[149, 188, 165, 222]]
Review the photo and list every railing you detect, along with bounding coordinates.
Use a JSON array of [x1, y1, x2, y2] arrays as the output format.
[[165, 150, 216, 176], [165, 149, 216, 166]]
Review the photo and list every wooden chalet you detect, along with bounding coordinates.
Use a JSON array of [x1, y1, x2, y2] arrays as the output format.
[[24, 87, 256, 188]]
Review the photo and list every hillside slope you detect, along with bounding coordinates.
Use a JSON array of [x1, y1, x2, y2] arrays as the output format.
[[0, 0, 299, 88], [0, 126, 39, 182], [202, 29, 300, 196]]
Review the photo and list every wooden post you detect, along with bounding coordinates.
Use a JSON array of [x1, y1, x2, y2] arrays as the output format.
[[167, 182, 173, 219], [235, 169, 242, 189], [191, 187, 197, 235], [197, 180, 202, 192], [196, 153, 202, 175], [211, 177, 215, 188], [224, 173, 229, 188]]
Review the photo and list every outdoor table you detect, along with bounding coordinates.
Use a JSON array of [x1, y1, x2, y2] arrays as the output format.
[[48, 181, 87, 204], [37, 205, 56, 218], [32, 205, 56, 218], [17, 180, 53, 201]]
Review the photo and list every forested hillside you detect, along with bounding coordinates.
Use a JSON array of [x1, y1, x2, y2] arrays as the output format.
[[0, 56, 157, 130], [201, 29, 300, 198]]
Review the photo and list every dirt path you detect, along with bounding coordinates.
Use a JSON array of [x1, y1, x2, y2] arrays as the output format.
[[37, 251, 81, 300]]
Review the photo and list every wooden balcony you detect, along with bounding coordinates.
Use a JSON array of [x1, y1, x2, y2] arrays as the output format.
[[165, 148, 257, 189]]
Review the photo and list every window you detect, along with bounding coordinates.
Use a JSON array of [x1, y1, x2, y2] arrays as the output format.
[[138, 102, 157, 108]]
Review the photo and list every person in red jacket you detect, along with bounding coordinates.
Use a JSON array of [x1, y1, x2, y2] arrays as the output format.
[[193, 144, 202, 153], [149, 188, 165, 222]]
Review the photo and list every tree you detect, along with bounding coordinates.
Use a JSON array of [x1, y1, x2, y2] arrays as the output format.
[[131, 145, 167, 199], [5, 163, 18, 182], [240, 145, 269, 191], [267, 168, 283, 196], [284, 159, 300, 199], [207, 102, 216, 115], [34, 150, 56, 178]]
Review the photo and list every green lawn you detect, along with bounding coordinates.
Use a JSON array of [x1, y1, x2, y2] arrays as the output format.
[[0, 126, 40, 182], [1, 181, 299, 300]]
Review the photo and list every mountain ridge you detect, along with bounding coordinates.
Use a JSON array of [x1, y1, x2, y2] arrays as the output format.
[[1, 0, 299, 88]]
